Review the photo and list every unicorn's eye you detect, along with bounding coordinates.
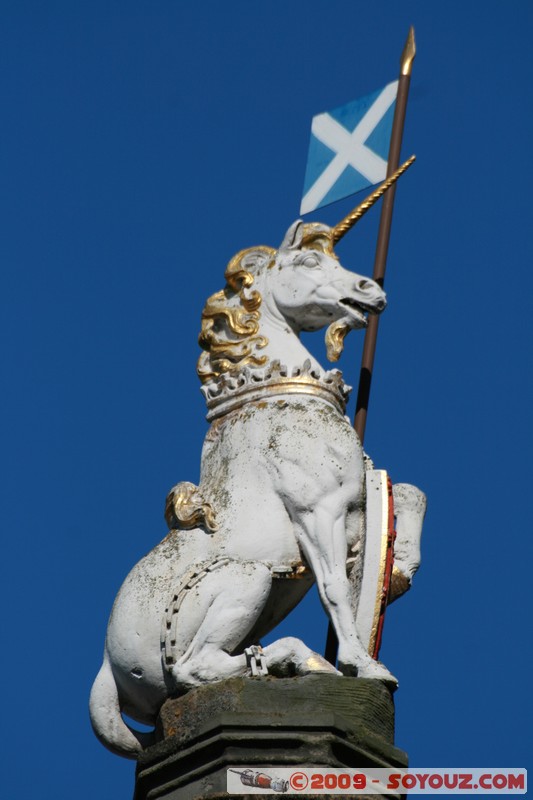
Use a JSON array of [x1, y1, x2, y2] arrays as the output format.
[[301, 254, 319, 267]]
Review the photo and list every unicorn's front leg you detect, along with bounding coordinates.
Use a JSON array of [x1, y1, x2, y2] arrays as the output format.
[[294, 504, 397, 686]]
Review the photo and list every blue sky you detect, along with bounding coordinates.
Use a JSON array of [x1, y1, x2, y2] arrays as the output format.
[[1, 2, 532, 798]]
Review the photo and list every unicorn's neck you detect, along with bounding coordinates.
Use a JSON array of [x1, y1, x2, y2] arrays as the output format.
[[199, 278, 352, 421], [258, 290, 322, 375]]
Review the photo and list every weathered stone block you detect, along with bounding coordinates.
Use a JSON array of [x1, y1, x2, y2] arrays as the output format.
[[134, 675, 407, 800]]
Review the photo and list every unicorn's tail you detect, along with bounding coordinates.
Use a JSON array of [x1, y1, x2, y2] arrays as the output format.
[[89, 654, 155, 759]]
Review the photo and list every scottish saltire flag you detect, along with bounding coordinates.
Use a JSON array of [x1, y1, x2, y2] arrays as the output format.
[[300, 81, 398, 215]]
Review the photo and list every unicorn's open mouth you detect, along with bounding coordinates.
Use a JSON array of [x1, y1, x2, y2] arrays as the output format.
[[338, 298, 370, 325], [340, 293, 386, 318]]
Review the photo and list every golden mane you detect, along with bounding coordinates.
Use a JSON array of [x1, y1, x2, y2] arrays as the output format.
[[197, 245, 276, 384]]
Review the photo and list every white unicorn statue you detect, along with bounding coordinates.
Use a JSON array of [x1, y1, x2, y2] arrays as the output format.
[[90, 218, 426, 758]]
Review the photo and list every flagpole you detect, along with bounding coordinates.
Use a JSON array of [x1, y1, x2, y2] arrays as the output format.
[[354, 26, 415, 442], [324, 26, 416, 666]]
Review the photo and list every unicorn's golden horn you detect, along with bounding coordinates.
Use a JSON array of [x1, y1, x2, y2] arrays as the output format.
[[331, 155, 416, 244]]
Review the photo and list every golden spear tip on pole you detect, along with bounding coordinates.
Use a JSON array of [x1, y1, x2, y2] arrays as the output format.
[[401, 26, 416, 76], [331, 155, 416, 245]]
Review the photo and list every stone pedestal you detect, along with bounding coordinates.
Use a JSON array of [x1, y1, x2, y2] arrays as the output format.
[[134, 675, 407, 800]]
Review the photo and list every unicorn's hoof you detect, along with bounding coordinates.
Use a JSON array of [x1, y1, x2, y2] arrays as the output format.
[[301, 653, 341, 675], [356, 659, 398, 688], [338, 658, 398, 688]]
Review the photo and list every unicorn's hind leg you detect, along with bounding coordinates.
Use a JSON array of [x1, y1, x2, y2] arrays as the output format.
[[163, 559, 339, 691], [164, 559, 273, 691]]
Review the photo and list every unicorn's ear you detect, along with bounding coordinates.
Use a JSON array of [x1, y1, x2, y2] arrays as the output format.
[[279, 220, 305, 250], [240, 248, 274, 273]]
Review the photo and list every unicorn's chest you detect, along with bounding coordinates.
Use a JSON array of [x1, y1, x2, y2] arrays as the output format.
[[203, 397, 362, 483]]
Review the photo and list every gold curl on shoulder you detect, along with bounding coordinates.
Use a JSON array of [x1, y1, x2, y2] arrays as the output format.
[[165, 481, 218, 533], [197, 245, 275, 383]]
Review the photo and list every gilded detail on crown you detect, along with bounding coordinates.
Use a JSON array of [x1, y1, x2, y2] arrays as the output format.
[[201, 359, 352, 422]]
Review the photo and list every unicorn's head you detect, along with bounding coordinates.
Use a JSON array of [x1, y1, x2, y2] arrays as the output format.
[[197, 220, 386, 383], [269, 220, 386, 332]]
